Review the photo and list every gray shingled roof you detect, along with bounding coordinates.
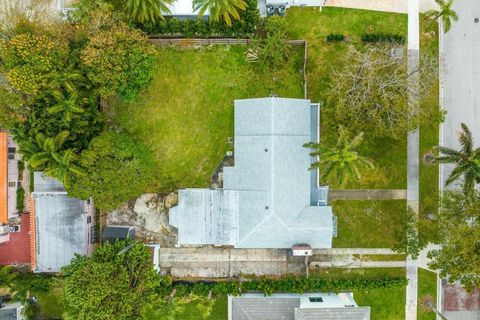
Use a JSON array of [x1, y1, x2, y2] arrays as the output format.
[[169, 98, 334, 248]]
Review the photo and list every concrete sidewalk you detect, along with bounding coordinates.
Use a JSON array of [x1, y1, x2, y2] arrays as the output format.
[[329, 189, 407, 200]]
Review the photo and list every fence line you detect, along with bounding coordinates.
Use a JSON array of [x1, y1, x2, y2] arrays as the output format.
[[148, 38, 308, 98]]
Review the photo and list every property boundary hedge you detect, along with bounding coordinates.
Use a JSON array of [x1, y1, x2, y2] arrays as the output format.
[[361, 33, 406, 44], [167, 275, 408, 297], [137, 0, 259, 38]]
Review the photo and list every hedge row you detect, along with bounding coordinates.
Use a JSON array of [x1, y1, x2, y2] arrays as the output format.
[[167, 275, 408, 297], [137, 0, 259, 38], [326, 34, 345, 42], [362, 33, 406, 44]]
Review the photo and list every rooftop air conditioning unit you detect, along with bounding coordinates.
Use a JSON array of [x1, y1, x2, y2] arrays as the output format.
[[0, 225, 9, 235]]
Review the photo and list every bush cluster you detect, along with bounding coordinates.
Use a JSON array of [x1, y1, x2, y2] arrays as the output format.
[[361, 33, 406, 44], [137, 0, 259, 38], [16, 187, 24, 213], [168, 275, 408, 297], [326, 34, 345, 42]]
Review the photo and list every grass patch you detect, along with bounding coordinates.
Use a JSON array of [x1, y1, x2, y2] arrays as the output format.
[[418, 268, 438, 320], [353, 254, 407, 261], [110, 45, 304, 191], [332, 200, 406, 248], [175, 295, 227, 320], [312, 268, 406, 319], [36, 286, 64, 318]]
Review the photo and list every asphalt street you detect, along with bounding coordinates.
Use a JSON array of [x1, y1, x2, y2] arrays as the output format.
[[441, 0, 480, 189]]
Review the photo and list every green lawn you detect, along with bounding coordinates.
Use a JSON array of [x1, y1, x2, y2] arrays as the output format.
[[418, 268, 438, 320], [110, 45, 304, 191], [286, 7, 409, 189], [286, 7, 440, 244], [36, 286, 64, 318], [332, 200, 406, 248], [174, 295, 228, 320]]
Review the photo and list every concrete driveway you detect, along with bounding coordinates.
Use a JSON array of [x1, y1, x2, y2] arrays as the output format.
[[441, 0, 480, 189]]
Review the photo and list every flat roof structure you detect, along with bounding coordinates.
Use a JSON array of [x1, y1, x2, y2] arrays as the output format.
[[169, 98, 334, 248], [0, 132, 7, 224], [229, 293, 370, 320], [165, 0, 208, 16]]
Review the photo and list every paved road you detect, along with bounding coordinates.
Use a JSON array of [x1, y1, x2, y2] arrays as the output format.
[[441, 0, 480, 189]]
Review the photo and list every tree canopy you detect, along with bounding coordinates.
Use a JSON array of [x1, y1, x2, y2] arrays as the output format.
[[428, 191, 480, 291], [324, 45, 440, 140], [67, 131, 156, 210], [62, 240, 162, 320]]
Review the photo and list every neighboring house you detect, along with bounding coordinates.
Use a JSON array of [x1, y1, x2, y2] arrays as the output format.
[[0, 299, 24, 320], [30, 172, 95, 273], [0, 131, 21, 245], [170, 97, 335, 249], [165, 0, 209, 18], [228, 292, 370, 320]]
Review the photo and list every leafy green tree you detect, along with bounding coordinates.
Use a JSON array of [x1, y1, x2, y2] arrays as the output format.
[[325, 45, 440, 140], [121, 0, 173, 23], [426, 123, 480, 196], [68, 131, 156, 210], [304, 126, 374, 187], [428, 191, 480, 291], [252, 16, 290, 70], [424, 0, 458, 33], [62, 240, 162, 320], [80, 17, 157, 100], [193, 0, 247, 26]]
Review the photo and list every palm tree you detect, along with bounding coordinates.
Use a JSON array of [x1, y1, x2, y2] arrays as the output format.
[[426, 123, 480, 195], [424, 0, 458, 33], [122, 0, 174, 23], [304, 126, 374, 187], [48, 84, 88, 122], [44, 149, 84, 189], [20, 131, 83, 188], [193, 0, 247, 26]]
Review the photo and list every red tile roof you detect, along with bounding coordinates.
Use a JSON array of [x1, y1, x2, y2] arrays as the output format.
[[0, 213, 31, 265]]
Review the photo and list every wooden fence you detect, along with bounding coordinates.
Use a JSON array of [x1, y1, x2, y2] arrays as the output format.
[[148, 38, 308, 98]]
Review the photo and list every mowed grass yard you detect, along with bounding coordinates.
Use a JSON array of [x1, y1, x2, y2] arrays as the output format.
[[286, 7, 440, 245], [111, 45, 304, 191]]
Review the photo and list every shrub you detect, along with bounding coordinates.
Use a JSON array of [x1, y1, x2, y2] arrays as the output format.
[[361, 33, 406, 44], [254, 16, 290, 70], [326, 34, 345, 42], [164, 274, 408, 298], [16, 187, 24, 213]]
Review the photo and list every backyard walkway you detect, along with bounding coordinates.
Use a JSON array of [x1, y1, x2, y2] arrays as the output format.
[[329, 189, 407, 200], [159, 247, 403, 278]]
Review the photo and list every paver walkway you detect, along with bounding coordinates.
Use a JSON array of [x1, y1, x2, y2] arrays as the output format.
[[329, 189, 407, 200], [159, 247, 401, 278], [324, 0, 437, 14]]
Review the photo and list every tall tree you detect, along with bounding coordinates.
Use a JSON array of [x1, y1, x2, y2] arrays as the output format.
[[121, 0, 173, 23], [193, 0, 247, 26], [426, 123, 480, 195], [424, 0, 458, 33], [304, 126, 374, 187], [67, 131, 156, 210], [62, 240, 162, 320], [428, 191, 480, 291]]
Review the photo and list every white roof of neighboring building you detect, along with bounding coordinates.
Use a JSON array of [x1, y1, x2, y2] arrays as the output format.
[[165, 0, 208, 16]]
